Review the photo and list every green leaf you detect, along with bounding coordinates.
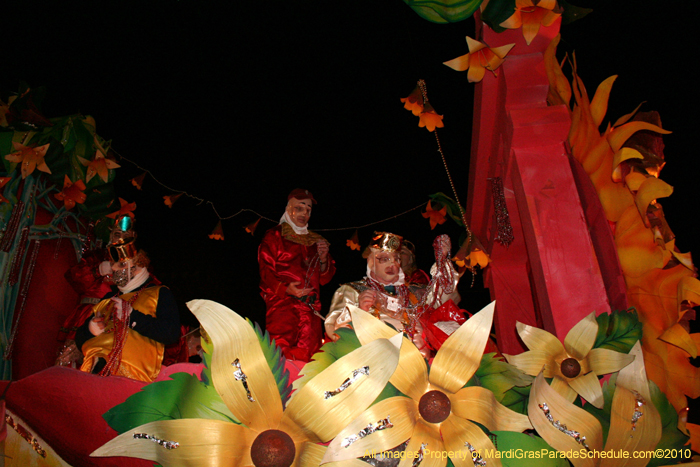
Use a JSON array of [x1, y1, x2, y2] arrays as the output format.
[[491, 431, 570, 466], [103, 372, 240, 434], [646, 380, 690, 467], [404, 0, 483, 24], [594, 309, 642, 353], [559, 0, 593, 25], [252, 320, 292, 405], [429, 192, 465, 227], [499, 384, 531, 415], [480, 0, 516, 33], [471, 353, 533, 402]]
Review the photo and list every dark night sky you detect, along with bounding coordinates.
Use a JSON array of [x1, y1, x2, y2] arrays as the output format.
[[3, 0, 699, 333]]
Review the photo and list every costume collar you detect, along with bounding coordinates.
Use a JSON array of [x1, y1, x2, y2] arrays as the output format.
[[280, 211, 308, 235]]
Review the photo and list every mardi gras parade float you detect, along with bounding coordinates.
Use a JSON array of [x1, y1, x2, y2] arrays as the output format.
[[1, 1, 699, 466]]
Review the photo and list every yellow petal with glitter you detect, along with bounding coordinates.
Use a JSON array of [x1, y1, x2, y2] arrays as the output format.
[[528, 373, 603, 467], [91, 419, 255, 465], [635, 177, 673, 227], [284, 333, 403, 443], [441, 414, 501, 467], [450, 386, 532, 432], [563, 312, 597, 360], [322, 397, 417, 464], [587, 348, 635, 375], [430, 301, 495, 394], [187, 299, 282, 433], [349, 305, 428, 400], [659, 324, 698, 358], [515, 320, 565, 355], [397, 419, 445, 467]]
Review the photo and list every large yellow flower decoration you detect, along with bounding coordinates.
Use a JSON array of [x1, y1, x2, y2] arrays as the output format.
[[504, 312, 634, 409], [500, 0, 562, 45], [529, 342, 660, 467], [323, 302, 532, 466], [92, 299, 403, 466]]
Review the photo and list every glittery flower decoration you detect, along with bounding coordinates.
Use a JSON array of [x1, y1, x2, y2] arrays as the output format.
[[444, 37, 515, 82], [324, 302, 532, 464], [346, 230, 361, 251], [92, 299, 403, 466], [504, 313, 635, 409], [78, 149, 120, 184], [208, 220, 224, 241], [4, 142, 51, 179], [500, 0, 562, 45], [454, 239, 490, 270], [0, 177, 10, 204], [244, 218, 261, 236], [54, 175, 87, 210], [106, 198, 137, 220], [131, 172, 146, 190], [163, 193, 183, 208], [422, 200, 447, 229]]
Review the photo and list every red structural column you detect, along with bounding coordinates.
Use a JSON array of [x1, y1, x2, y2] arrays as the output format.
[[468, 16, 612, 353]]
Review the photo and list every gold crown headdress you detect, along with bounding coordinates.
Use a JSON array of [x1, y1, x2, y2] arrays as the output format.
[[368, 231, 403, 253]]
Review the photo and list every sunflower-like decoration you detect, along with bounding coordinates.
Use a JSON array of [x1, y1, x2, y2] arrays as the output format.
[[504, 312, 635, 409], [92, 299, 403, 466], [322, 301, 532, 466]]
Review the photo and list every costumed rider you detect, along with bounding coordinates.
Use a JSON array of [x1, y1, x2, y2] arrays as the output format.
[[324, 231, 460, 359], [75, 215, 180, 382], [258, 189, 336, 362]]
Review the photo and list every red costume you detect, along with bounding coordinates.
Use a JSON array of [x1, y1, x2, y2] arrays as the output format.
[[258, 223, 335, 361]]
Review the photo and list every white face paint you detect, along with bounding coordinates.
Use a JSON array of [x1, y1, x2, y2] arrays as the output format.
[[368, 250, 401, 284]]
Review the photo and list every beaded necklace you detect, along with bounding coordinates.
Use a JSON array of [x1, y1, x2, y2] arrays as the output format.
[[99, 290, 141, 377]]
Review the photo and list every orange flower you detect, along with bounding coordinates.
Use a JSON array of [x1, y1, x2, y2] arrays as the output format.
[[106, 198, 137, 220], [422, 200, 447, 229], [346, 230, 360, 251], [418, 101, 444, 132], [163, 193, 183, 208], [78, 149, 120, 184], [54, 175, 87, 210], [400, 84, 424, 116], [0, 177, 11, 204], [444, 37, 516, 83], [453, 238, 491, 270], [209, 220, 224, 240], [130, 172, 146, 190], [244, 218, 261, 235], [5, 142, 51, 179], [500, 0, 562, 45]]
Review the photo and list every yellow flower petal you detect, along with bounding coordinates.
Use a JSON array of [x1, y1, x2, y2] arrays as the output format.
[[349, 305, 429, 401], [612, 147, 643, 182], [443, 53, 471, 72], [658, 323, 698, 358], [450, 386, 532, 432], [567, 371, 604, 408], [634, 177, 673, 227], [551, 375, 578, 403], [284, 333, 403, 443], [563, 312, 597, 360], [679, 276, 700, 308], [612, 101, 646, 128], [515, 320, 565, 355], [322, 397, 417, 464], [399, 419, 445, 467], [624, 171, 648, 191], [187, 299, 283, 433], [615, 343, 651, 405], [430, 301, 495, 394], [503, 349, 554, 377], [91, 419, 255, 465], [441, 415, 501, 467], [528, 373, 603, 467], [587, 348, 635, 375], [299, 442, 368, 467], [607, 121, 671, 153]]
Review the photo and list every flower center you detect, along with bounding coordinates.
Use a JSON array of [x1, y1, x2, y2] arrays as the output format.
[[418, 390, 451, 423], [560, 358, 581, 378], [250, 430, 295, 467]]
